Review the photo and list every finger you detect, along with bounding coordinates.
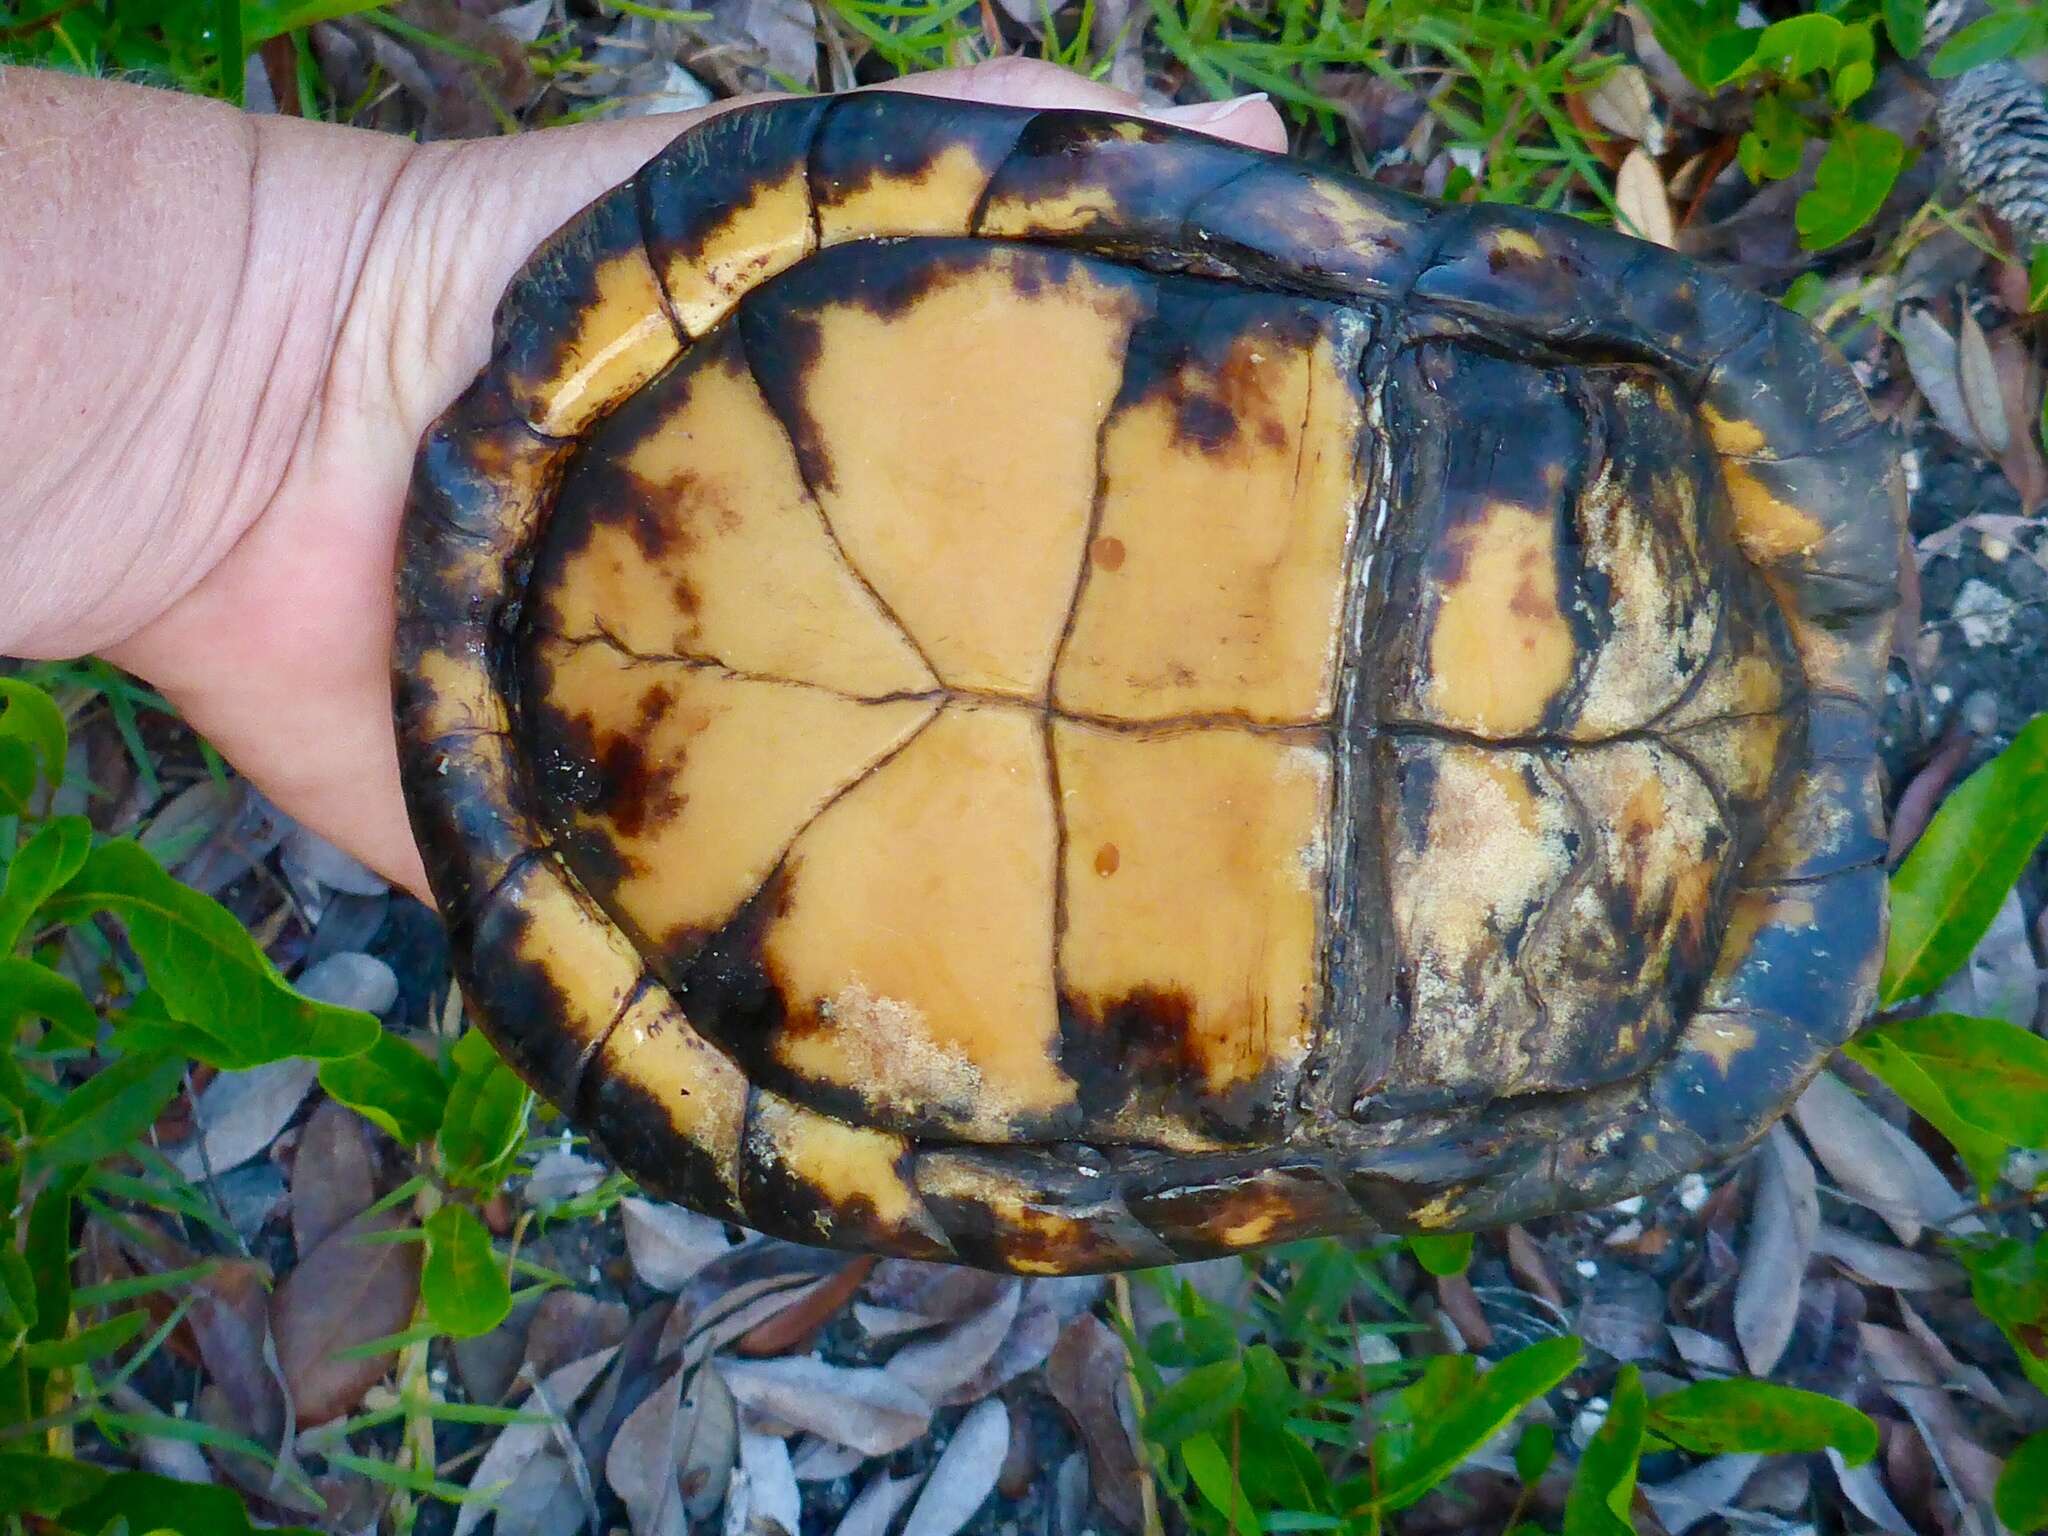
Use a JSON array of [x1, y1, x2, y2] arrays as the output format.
[[875, 56, 1287, 151]]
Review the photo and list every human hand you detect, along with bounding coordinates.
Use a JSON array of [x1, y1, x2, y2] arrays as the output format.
[[7, 60, 1283, 901]]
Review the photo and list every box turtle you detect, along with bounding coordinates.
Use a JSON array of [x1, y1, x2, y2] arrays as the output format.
[[395, 93, 1902, 1274]]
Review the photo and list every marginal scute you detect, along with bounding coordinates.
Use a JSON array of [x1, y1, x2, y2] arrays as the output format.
[[813, 92, 1027, 245], [742, 1092, 952, 1258], [976, 112, 1254, 246], [914, 1149, 1173, 1273], [585, 983, 749, 1218]]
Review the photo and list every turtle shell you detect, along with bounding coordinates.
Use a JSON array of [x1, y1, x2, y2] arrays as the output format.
[[395, 94, 1903, 1274]]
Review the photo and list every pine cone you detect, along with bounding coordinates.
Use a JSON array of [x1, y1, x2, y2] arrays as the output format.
[[1935, 60, 2048, 246]]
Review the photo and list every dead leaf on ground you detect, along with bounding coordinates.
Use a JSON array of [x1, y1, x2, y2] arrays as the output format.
[[1733, 1124, 1817, 1376], [901, 1397, 1010, 1536], [454, 1347, 616, 1536], [941, 1293, 1063, 1407], [728, 1432, 801, 1536], [1813, 1225, 1963, 1292], [622, 1197, 733, 1292], [168, 1058, 317, 1181], [736, 1256, 875, 1357], [1505, 1226, 1564, 1309], [1990, 328, 2048, 511], [527, 1291, 632, 1382], [607, 1365, 690, 1536], [1616, 147, 1677, 247], [1899, 307, 1991, 452], [887, 1280, 1021, 1401], [1857, 1322, 2004, 1517], [291, 1098, 376, 1257], [715, 1355, 931, 1456], [1791, 1071, 1929, 1243], [1827, 1447, 1918, 1536], [833, 1471, 925, 1536], [1044, 1314, 1145, 1531], [1641, 1453, 1760, 1535], [270, 1208, 421, 1426], [1956, 311, 2009, 456]]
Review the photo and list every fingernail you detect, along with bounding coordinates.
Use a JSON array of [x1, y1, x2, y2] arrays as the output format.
[[1165, 92, 1269, 124]]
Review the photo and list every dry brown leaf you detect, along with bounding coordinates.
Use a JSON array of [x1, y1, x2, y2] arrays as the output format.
[[527, 1291, 631, 1382], [1733, 1124, 1816, 1376], [729, 1432, 801, 1536], [1616, 147, 1677, 247], [1813, 1225, 1962, 1292], [621, 1197, 732, 1291], [865, 1261, 1008, 1324], [1857, 1323, 2004, 1517], [1957, 311, 2009, 456], [1897, 1300, 2014, 1416], [833, 1471, 925, 1536], [454, 1348, 616, 1536], [1790, 1071, 1928, 1243], [169, 1058, 317, 1181], [1827, 1447, 1918, 1536], [887, 1281, 1021, 1402], [1044, 1315, 1144, 1531], [1505, 1226, 1564, 1309], [188, 1257, 286, 1446], [901, 1397, 1010, 1536], [291, 1099, 376, 1257], [607, 1366, 690, 1536], [1991, 328, 2048, 511], [1435, 1272, 1494, 1350], [715, 1356, 931, 1457], [1586, 62, 1661, 150], [1667, 1325, 1738, 1376], [736, 1256, 876, 1358], [940, 1294, 1062, 1408], [1641, 1454, 1760, 1535], [680, 1362, 740, 1522], [270, 1208, 421, 1426], [1899, 307, 1989, 451], [791, 1436, 866, 1482]]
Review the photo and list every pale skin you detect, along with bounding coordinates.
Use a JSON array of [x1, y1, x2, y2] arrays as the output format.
[[0, 60, 1285, 901]]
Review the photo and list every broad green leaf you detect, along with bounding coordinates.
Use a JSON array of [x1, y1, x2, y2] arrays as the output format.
[[0, 957, 99, 1050], [1960, 1235, 2048, 1394], [0, 740, 38, 817], [1181, 1433, 1253, 1535], [22, 1308, 148, 1369], [1845, 1027, 2012, 1186], [0, 815, 92, 953], [320, 1031, 448, 1145], [1883, 714, 2048, 1004], [1647, 1380, 1879, 1464], [1631, 0, 1755, 86], [0, 1450, 104, 1516], [1514, 1422, 1555, 1485], [1147, 1311, 1240, 1370], [1375, 1336, 1582, 1511], [1408, 1233, 1473, 1277], [2030, 248, 2048, 314], [1564, 1366, 1645, 1536], [1929, 10, 2035, 76], [1998, 1429, 2048, 1534], [1751, 14, 1844, 78], [1375, 1352, 1478, 1473], [0, 1246, 38, 1359], [439, 1031, 532, 1186], [30, 1052, 185, 1170], [421, 1204, 512, 1339], [1145, 1357, 1245, 1446], [1796, 122, 1906, 249], [0, 680, 68, 788], [56, 1469, 311, 1536], [41, 840, 378, 1067], [1854, 1014, 2048, 1146], [1882, 0, 1926, 56], [1740, 91, 1814, 182], [24, 1170, 78, 1346]]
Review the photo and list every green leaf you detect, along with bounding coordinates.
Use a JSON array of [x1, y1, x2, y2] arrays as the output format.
[[1882, 0, 1926, 57], [421, 1204, 512, 1339], [58, 1470, 300, 1536], [41, 840, 378, 1068], [1647, 1380, 1880, 1464], [1564, 1366, 1646, 1536], [0, 957, 100, 1051], [0, 815, 92, 954], [1181, 1433, 1253, 1535], [30, 1052, 185, 1170], [24, 1170, 78, 1346], [1883, 714, 2048, 1004], [320, 1031, 448, 1145], [1960, 1235, 2048, 1395], [0, 680, 68, 788], [1751, 14, 1844, 79], [1408, 1233, 1473, 1277], [2029, 247, 2048, 314], [1845, 1027, 2013, 1186], [0, 1451, 104, 1516], [0, 740, 39, 818], [1375, 1336, 1582, 1511], [1855, 1014, 2048, 1146], [1997, 1429, 2048, 1534], [1929, 10, 2035, 76], [1796, 122, 1906, 249], [1514, 1422, 1555, 1485], [1631, 0, 1756, 87], [1740, 91, 1815, 182], [1145, 1358, 1246, 1446], [439, 1032, 532, 1186], [22, 1308, 148, 1369]]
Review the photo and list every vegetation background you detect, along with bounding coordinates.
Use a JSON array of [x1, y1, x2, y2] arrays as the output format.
[[2, 1, 2047, 1532]]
